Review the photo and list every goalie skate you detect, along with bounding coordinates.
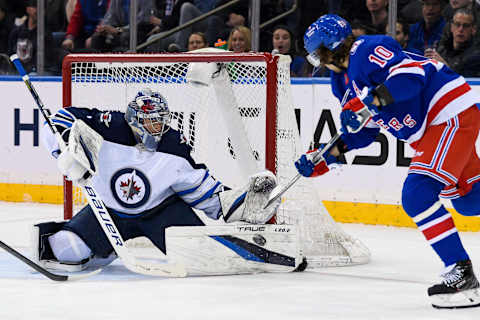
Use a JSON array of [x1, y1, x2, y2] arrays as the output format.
[[428, 260, 480, 309]]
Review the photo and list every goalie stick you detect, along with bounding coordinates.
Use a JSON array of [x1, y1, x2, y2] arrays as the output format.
[[0, 239, 101, 281], [10, 54, 187, 278]]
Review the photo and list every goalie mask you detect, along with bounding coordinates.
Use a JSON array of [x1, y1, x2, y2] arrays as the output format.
[[125, 89, 171, 151]]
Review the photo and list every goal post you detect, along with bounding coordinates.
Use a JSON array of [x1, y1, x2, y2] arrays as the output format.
[[61, 51, 370, 268]]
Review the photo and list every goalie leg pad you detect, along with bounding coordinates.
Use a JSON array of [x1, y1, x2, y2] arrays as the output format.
[[165, 224, 303, 276]]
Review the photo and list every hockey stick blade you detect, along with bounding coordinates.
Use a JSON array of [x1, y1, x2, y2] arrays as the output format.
[[0, 240, 102, 281], [263, 133, 341, 209]]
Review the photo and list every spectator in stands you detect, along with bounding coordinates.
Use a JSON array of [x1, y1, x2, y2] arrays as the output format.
[[187, 31, 207, 51], [443, 0, 480, 24], [8, 0, 56, 74], [147, 0, 220, 52], [65, 0, 77, 23], [387, 19, 424, 55], [47, 0, 68, 34], [5, 1, 28, 27], [271, 25, 308, 77], [338, 0, 387, 35], [213, 0, 249, 36], [407, 0, 447, 53], [350, 20, 377, 36], [365, 0, 389, 33], [62, 0, 110, 51], [0, 0, 15, 54], [227, 26, 251, 53], [400, 0, 424, 24], [91, 0, 155, 52], [337, 0, 370, 27], [428, 8, 480, 76], [439, 0, 480, 48], [213, 0, 281, 52]]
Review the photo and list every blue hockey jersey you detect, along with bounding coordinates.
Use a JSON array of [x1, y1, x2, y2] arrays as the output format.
[[42, 107, 224, 219], [333, 35, 479, 150]]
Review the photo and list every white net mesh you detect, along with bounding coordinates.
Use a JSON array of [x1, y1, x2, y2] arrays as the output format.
[[64, 52, 370, 268]]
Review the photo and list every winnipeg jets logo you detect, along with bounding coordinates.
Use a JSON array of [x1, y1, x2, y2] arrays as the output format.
[[120, 170, 141, 201], [111, 168, 151, 209], [100, 112, 112, 127]]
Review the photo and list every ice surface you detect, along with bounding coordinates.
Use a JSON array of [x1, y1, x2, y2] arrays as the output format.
[[0, 201, 479, 320]]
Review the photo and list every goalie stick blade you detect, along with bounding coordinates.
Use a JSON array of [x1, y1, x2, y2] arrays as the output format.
[[0, 239, 102, 281]]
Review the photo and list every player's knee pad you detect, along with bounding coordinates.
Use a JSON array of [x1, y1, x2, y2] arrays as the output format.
[[401, 174, 445, 219], [451, 181, 480, 216]]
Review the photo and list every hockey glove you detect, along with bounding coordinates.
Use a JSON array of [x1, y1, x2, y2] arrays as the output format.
[[295, 146, 338, 177], [220, 171, 280, 224], [57, 150, 92, 186], [340, 87, 380, 134]]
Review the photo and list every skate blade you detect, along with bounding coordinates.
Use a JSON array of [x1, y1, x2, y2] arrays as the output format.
[[431, 288, 480, 309]]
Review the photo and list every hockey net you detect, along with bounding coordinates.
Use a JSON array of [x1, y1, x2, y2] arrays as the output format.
[[62, 51, 370, 268]]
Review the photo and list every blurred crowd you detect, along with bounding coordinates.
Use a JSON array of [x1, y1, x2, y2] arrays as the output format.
[[0, 0, 479, 77]]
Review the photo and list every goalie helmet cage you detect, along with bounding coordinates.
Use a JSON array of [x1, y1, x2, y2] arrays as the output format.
[[61, 52, 370, 268]]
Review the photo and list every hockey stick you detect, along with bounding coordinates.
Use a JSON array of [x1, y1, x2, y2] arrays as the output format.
[[10, 55, 187, 278], [263, 133, 341, 209], [263, 89, 351, 210], [0, 239, 101, 281]]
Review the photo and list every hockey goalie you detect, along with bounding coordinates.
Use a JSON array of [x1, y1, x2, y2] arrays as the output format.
[[34, 88, 304, 276]]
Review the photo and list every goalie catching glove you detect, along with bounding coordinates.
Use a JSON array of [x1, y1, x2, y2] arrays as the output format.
[[57, 120, 103, 186], [219, 170, 281, 224]]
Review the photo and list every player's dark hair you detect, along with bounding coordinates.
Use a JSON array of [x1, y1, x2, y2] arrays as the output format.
[[451, 7, 476, 25], [318, 35, 356, 67]]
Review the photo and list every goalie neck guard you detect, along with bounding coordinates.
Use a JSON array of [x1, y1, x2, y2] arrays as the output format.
[[125, 88, 171, 151]]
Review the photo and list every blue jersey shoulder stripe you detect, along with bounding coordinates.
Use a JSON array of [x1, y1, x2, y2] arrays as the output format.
[[177, 170, 210, 196], [188, 181, 222, 207], [58, 109, 75, 121], [52, 118, 73, 128]]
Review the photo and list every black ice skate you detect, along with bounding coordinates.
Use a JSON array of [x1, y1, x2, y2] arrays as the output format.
[[428, 260, 480, 309]]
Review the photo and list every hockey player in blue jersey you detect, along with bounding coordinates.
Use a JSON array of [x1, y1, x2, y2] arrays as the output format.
[[296, 14, 480, 308], [35, 88, 284, 274]]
